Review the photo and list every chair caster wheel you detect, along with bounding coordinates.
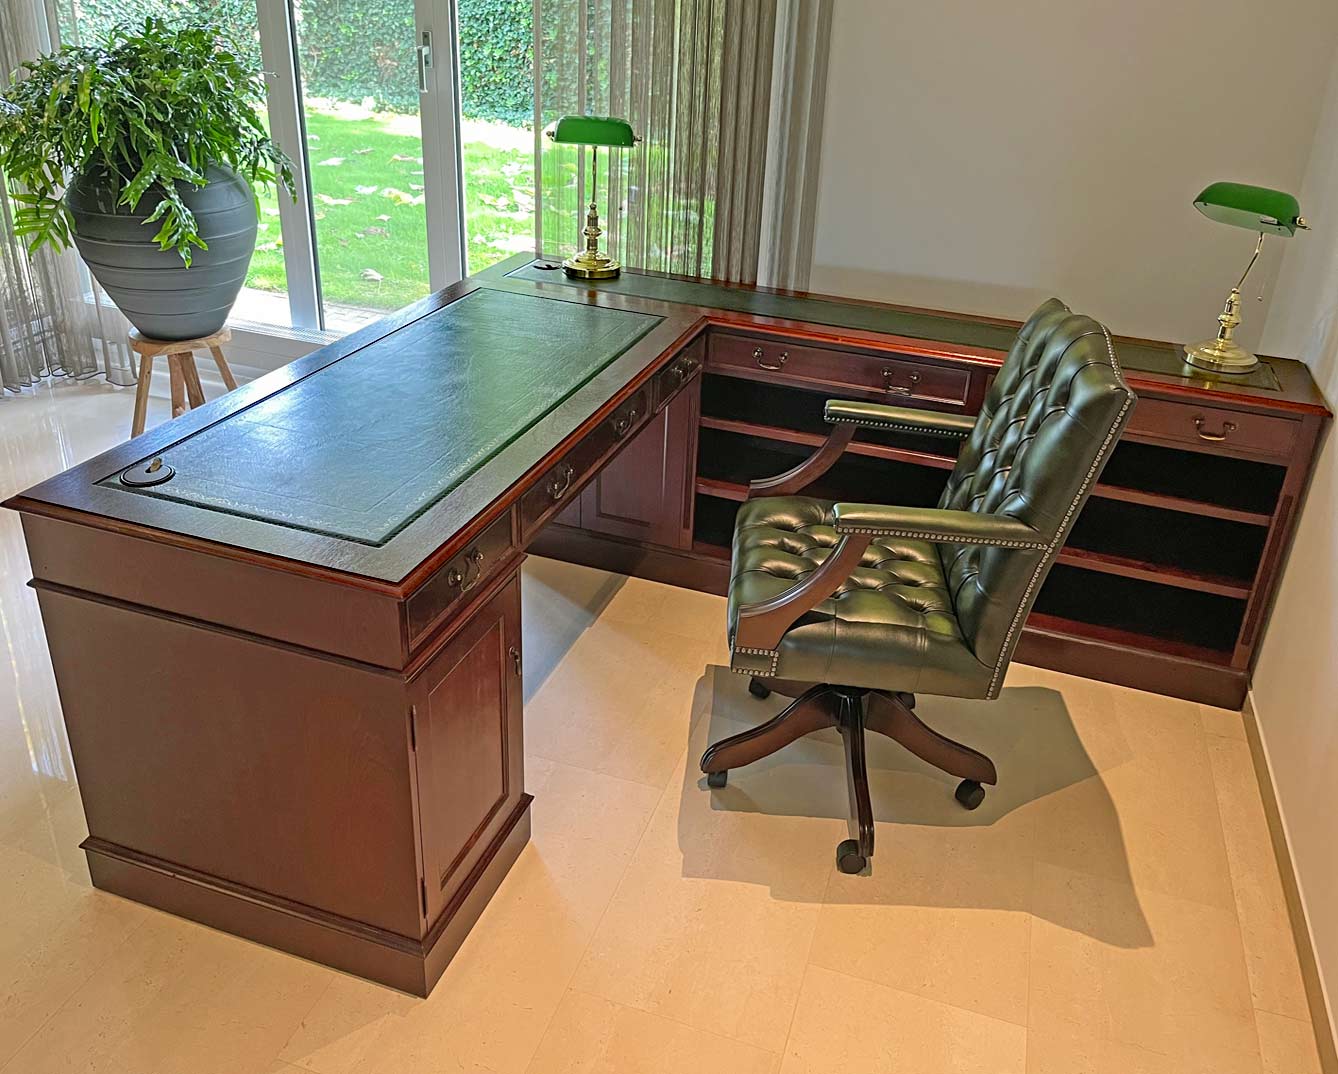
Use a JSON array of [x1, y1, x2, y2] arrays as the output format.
[[706, 770, 728, 789], [748, 678, 771, 700], [836, 839, 867, 874], [955, 779, 986, 810]]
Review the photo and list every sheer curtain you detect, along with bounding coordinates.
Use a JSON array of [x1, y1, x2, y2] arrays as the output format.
[[534, 0, 831, 287], [0, 0, 134, 393]]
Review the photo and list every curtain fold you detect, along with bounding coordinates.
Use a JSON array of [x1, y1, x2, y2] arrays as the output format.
[[535, 0, 828, 285], [757, 0, 831, 292], [0, 0, 133, 394]]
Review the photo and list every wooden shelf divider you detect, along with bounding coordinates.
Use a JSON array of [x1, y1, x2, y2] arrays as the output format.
[[697, 414, 1274, 526]]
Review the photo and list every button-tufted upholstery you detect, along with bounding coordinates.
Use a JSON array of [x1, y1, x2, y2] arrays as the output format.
[[727, 299, 1135, 699]]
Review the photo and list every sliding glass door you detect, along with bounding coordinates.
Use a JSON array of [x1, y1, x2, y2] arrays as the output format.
[[51, 0, 473, 334], [257, 0, 464, 331]]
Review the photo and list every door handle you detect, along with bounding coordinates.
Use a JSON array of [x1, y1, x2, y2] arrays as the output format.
[[416, 30, 433, 94]]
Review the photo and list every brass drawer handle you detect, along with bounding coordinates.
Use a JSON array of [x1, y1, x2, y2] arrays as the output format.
[[547, 462, 575, 500], [1194, 416, 1237, 442], [882, 368, 921, 396], [753, 346, 788, 371], [446, 547, 485, 593], [614, 406, 639, 437]]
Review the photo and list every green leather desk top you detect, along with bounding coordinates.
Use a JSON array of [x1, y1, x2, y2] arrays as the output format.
[[504, 260, 1283, 392], [100, 289, 660, 545]]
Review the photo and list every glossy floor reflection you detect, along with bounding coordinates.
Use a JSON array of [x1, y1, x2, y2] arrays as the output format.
[[0, 380, 1325, 1073]]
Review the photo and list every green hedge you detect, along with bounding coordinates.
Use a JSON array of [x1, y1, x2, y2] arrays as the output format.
[[297, 0, 532, 120], [60, 0, 532, 123]]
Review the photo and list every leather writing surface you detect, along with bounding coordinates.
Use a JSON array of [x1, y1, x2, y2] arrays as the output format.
[[504, 262, 1282, 391], [103, 289, 661, 545]]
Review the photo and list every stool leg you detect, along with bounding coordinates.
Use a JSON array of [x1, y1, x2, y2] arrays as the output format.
[[209, 346, 238, 391], [180, 353, 206, 409], [167, 355, 187, 418], [131, 352, 154, 438]]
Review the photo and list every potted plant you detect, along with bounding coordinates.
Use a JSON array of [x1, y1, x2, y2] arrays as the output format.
[[0, 18, 294, 341]]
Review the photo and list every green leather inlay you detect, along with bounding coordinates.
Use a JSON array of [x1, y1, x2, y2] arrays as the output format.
[[503, 261, 1281, 391], [103, 289, 661, 544]]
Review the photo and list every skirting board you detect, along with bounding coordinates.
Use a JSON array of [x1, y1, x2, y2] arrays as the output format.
[[1243, 693, 1337, 1073]]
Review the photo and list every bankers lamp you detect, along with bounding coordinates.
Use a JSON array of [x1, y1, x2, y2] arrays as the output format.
[[1186, 182, 1309, 374], [545, 115, 639, 279]]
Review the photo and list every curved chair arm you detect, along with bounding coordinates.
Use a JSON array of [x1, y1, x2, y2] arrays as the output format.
[[747, 399, 976, 500], [831, 503, 1047, 548], [823, 399, 976, 438], [734, 534, 871, 652]]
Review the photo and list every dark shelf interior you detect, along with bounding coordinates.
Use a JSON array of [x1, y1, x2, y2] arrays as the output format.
[[1064, 498, 1265, 590], [1099, 441, 1284, 518], [694, 493, 740, 551], [700, 374, 961, 463], [1032, 565, 1243, 658]]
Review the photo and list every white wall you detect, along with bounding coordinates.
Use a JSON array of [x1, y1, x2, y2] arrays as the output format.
[[1254, 40, 1338, 1048], [810, 0, 1338, 347]]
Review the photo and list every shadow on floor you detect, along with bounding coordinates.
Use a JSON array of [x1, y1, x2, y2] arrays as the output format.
[[520, 559, 624, 702], [677, 665, 1152, 947]]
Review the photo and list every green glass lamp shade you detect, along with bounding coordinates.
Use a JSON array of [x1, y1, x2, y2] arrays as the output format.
[[545, 114, 638, 147], [1193, 182, 1305, 237]]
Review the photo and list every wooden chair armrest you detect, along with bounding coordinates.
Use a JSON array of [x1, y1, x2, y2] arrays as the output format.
[[733, 534, 871, 651], [747, 423, 856, 499]]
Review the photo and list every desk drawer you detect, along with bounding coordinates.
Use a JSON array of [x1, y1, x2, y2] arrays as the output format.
[[1126, 397, 1297, 459], [519, 387, 651, 539], [406, 510, 516, 647], [652, 339, 703, 412], [709, 333, 971, 408]]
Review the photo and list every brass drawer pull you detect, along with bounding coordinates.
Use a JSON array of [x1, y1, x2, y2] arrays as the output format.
[[614, 406, 639, 437], [882, 368, 921, 396], [753, 347, 788, 371], [547, 462, 575, 500], [1194, 416, 1237, 442], [446, 547, 485, 593]]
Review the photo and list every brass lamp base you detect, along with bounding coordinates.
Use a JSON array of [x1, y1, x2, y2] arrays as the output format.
[[1184, 336, 1260, 374], [562, 251, 620, 280]]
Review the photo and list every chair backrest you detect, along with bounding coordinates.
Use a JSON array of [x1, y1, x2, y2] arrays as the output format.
[[937, 298, 1135, 695]]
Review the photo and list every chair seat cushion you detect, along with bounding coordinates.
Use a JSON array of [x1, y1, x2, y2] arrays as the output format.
[[728, 497, 992, 697]]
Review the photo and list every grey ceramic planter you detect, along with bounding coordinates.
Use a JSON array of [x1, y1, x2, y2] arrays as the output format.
[[67, 164, 258, 341]]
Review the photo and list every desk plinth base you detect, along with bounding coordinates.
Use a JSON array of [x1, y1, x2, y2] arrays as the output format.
[[83, 797, 532, 997]]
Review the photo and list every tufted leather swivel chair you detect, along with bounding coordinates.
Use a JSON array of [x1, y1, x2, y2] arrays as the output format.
[[700, 299, 1135, 874]]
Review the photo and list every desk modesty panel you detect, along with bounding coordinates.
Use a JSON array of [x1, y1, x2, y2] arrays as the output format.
[[4, 261, 1329, 995]]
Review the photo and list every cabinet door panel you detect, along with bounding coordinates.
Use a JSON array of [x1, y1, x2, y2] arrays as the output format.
[[412, 573, 524, 923], [580, 378, 699, 548]]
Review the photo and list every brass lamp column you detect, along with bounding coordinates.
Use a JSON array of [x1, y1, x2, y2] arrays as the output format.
[[1186, 182, 1309, 375], [545, 115, 639, 280]]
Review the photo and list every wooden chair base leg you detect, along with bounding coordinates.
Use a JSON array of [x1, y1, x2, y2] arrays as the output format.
[[865, 690, 997, 786], [700, 684, 836, 778], [836, 690, 875, 873]]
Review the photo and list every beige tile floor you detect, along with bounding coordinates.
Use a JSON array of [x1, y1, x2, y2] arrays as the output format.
[[0, 380, 1327, 1073]]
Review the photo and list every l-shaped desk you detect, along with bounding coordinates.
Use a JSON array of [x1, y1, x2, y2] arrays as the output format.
[[5, 254, 1329, 994]]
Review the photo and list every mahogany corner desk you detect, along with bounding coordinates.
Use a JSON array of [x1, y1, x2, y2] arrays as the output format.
[[5, 254, 1329, 995]]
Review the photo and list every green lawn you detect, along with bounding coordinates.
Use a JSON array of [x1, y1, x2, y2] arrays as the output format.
[[248, 105, 535, 312]]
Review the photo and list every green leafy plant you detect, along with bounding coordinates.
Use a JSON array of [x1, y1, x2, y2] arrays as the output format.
[[0, 17, 294, 264]]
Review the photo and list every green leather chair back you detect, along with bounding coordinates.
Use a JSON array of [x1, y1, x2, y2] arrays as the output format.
[[937, 299, 1135, 689]]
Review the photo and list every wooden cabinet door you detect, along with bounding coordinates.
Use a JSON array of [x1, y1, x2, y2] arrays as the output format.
[[578, 378, 700, 548], [410, 571, 524, 925]]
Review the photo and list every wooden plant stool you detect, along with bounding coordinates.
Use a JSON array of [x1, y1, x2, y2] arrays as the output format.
[[128, 327, 239, 438]]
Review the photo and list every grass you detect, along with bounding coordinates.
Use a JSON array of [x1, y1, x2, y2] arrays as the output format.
[[247, 103, 535, 312]]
